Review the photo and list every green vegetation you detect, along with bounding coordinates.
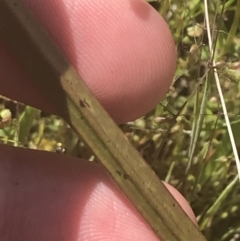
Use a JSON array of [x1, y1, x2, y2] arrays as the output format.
[[0, 1, 240, 240]]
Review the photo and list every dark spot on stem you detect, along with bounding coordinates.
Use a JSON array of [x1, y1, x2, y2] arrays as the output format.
[[79, 98, 90, 108], [116, 171, 128, 179], [116, 170, 122, 176], [123, 173, 129, 179]]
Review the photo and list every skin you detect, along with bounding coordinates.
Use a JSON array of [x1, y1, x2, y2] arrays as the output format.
[[0, 0, 197, 240]]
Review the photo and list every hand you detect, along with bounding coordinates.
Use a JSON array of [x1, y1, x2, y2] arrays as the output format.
[[0, 0, 196, 240]]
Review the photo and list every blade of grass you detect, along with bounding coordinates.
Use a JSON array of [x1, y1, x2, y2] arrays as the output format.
[[221, 0, 240, 55], [186, 14, 207, 173], [187, 83, 199, 170], [0, 1, 208, 240], [187, 71, 209, 172], [200, 174, 239, 230], [18, 106, 40, 145], [191, 116, 219, 199], [204, 0, 240, 181]]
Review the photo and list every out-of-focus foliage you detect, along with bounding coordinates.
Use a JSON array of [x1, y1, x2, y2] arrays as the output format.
[[0, 1, 240, 240]]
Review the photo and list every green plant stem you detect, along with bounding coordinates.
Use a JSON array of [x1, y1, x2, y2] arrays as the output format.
[[200, 175, 238, 230], [187, 71, 209, 172], [18, 106, 40, 145], [0, 1, 208, 240], [222, 0, 240, 55]]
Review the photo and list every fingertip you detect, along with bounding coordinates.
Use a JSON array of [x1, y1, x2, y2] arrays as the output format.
[[0, 144, 196, 241], [0, 0, 176, 123], [80, 176, 197, 241], [163, 182, 198, 225], [67, 0, 177, 123]]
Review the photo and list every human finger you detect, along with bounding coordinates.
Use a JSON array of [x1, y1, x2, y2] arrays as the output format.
[[0, 0, 176, 123], [0, 144, 196, 241]]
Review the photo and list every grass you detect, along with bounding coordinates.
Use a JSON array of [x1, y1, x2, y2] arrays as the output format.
[[0, 0, 240, 240]]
